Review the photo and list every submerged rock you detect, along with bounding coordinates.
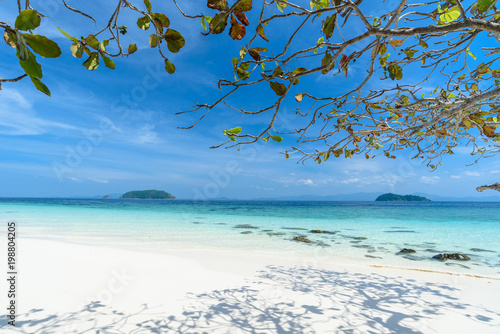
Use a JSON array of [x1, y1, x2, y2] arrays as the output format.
[[310, 230, 333, 234], [293, 236, 312, 244], [234, 224, 259, 229], [315, 241, 330, 247], [240, 231, 253, 234], [267, 232, 286, 237], [398, 248, 416, 254], [282, 227, 308, 231], [432, 253, 471, 261], [365, 255, 382, 259], [353, 237, 367, 240], [470, 248, 496, 253]]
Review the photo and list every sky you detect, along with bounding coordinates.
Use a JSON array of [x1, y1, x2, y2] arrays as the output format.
[[0, 0, 499, 200]]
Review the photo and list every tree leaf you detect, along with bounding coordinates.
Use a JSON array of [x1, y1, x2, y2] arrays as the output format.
[[83, 52, 99, 71], [227, 126, 242, 134], [70, 42, 84, 58], [22, 34, 62, 58], [30, 76, 50, 96], [389, 39, 403, 47], [229, 15, 246, 40], [99, 40, 109, 52], [152, 13, 170, 29], [321, 53, 333, 74], [100, 52, 115, 69], [164, 59, 175, 74], [295, 93, 304, 102], [477, 0, 495, 14], [4, 31, 17, 48], [439, 6, 460, 23], [207, 0, 229, 11], [271, 136, 283, 143], [137, 16, 150, 30], [164, 29, 185, 53], [234, 0, 253, 12], [483, 125, 496, 137], [17, 49, 42, 78], [83, 34, 99, 50], [234, 10, 249, 26], [387, 62, 403, 80], [15, 10, 41, 31], [149, 34, 159, 48], [144, 0, 152, 12], [270, 81, 286, 96], [210, 13, 228, 34], [257, 24, 269, 42], [322, 14, 336, 39], [56, 27, 79, 42], [128, 44, 138, 54]]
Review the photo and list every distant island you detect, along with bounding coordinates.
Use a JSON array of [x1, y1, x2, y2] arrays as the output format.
[[375, 193, 431, 201], [120, 190, 176, 200]]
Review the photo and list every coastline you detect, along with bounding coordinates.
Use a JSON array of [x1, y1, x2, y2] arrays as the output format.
[[1, 236, 499, 333]]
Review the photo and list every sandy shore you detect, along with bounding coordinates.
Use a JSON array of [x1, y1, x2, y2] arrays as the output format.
[[1, 237, 499, 333]]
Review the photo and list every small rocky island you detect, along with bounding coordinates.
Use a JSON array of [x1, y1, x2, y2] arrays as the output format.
[[120, 190, 176, 199], [375, 193, 430, 201]]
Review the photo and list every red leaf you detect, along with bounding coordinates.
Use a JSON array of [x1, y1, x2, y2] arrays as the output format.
[[248, 49, 260, 61], [229, 15, 246, 40], [234, 10, 249, 26]]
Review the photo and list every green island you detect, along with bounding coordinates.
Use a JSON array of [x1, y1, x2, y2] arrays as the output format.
[[120, 190, 176, 200], [375, 193, 431, 202]]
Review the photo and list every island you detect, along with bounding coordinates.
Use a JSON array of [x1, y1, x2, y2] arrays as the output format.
[[102, 195, 110, 199], [120, 190, 176, 200], [375, 193, 430, 201]]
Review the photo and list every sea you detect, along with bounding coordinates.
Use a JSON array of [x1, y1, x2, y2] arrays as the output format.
[[1, 198, 499, 276]]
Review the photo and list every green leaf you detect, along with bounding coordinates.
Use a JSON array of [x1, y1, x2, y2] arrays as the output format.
[[256, 24, 269, 42], [128, 44, 138, 54], [321, 53, 333, 74], [149, 34, 159, 48], [270, 81, 286, 96], [164, 29, 185, 53], [271, 136, 283, 143], [439, 6, 460, 23], [100, 52, 115, 69], [477, 0, 495, 14], [387, 62, 403, 80], [152, 13, 170, 29], [15, 10, 41, 31], [467, 48, 477, 60], [227, 126, 242, 134], [322, 14, 336, 39], [201, 16, 207, 32], [144, 0, 152, 11], [70, 42, 84, 58], [239, 46, 247, 59], [4, 30, 17, 48], [234, 0, 253, 12], [17, 49, 42, 78], [22, 34, 62, 58], [30, 76, 50, 96], [137, 16, 151, 30], [56, 27, 79, 42], [209, 13, 228, 34], [276, 2, 284, 12], [295, 93, 304, 102], [83, 34, 99, 50], [15, 31, 29, 61], [164, 59, 175, 74], [83, 52, 99, 70], [99, 40, 109, 52]]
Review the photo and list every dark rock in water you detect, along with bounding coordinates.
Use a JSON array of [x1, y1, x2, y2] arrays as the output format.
[[282, 227, 308, 231], [192, 222, 204, 224], [293, 236, 312, 244], [234, 225, 259, 229], [350, 240, 362, 244], [398, 248, 416, 254], [470, 248, 496, 253], [267, 232, 286, 237], [432, 253, 471, 261], [241, 231, 253, 235], [262, 229, 273, 232], [310, 230, 334, 234], [445, 262, 471, 269], [215, 223, 227, 225], [384, 230, 417, 233], [353, 237, 367, 240], [365, 255, 382, 259]]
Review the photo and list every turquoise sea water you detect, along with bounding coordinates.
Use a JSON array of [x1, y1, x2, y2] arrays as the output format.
[[1, 198, 499, 276]]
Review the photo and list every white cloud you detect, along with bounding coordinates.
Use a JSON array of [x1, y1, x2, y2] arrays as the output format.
[[88, 178, 109, 184], [491, 170, 500, 174], [464, 171, 481, 177], [134, 124, 162, 144], [419, 176, 440, 184], [297, 179, 314, 185], [451, 175, 461, 179], [338, 178, 361, 184]]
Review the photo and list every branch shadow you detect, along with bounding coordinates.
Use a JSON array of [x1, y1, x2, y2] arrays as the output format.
[[1, 266, 499, 333]]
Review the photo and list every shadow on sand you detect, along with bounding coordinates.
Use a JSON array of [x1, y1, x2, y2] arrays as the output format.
[[1, 266, 498, 333]]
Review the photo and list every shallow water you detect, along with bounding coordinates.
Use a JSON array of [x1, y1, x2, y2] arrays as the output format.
[[1, 198, 499, 276]]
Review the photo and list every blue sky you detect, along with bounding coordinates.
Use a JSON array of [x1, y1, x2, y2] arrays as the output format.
[[1, 0, 499, 199]]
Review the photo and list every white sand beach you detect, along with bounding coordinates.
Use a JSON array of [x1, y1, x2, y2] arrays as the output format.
[[1, 237, 500, 333]]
